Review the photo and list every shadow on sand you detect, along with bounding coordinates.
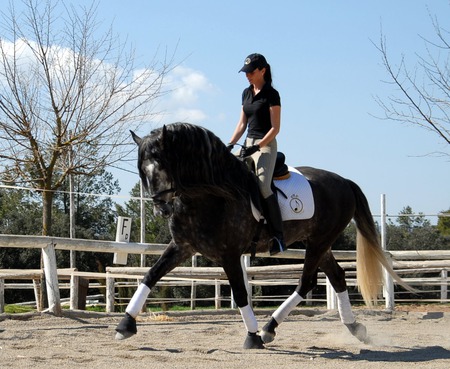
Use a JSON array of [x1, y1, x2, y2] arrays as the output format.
[[312, 345, 450, 362]]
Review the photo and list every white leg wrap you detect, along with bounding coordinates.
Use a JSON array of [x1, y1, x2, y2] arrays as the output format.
[[126, 283, 151, 318], [337, 290, 355, 324], [272, 291, 303, 324], [239, 305, 258, 333]]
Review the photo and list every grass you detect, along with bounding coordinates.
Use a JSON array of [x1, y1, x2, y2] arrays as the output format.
[[4, 304, 35, 314], [2, 304, 209, 314], [85, 305, 106, 312], [147, 305, 216, 312]]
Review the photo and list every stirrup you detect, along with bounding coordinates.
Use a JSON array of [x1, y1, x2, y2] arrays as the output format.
[[269, 237, 286, 255]]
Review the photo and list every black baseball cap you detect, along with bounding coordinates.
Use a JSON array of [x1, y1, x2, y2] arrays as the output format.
[[239, 53, 268, 73]]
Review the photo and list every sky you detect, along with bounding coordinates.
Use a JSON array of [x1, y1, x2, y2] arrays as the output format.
[[8, 0, 450, 222]]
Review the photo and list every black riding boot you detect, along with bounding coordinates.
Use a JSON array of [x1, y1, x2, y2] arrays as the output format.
[[263, 194, 287, 255]]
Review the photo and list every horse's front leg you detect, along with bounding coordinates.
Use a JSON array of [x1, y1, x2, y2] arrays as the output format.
[[260, 249, 320, 344], [115, 240, 192, 340], [222, 259, 264, 350]]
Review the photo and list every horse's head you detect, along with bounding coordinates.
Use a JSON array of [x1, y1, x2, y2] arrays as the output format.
[[132, 122, 259, 217], [131, 128, 176, 218]]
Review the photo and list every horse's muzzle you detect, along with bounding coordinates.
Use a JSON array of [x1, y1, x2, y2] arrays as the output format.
[[151, 187, 176, 218], [154, 202, 173, 218]]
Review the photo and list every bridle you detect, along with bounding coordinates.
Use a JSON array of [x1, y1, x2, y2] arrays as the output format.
[[150, 186, 177, 218]]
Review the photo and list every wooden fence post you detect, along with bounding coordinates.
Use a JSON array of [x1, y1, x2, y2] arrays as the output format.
[[0, 278, 4, 313], [190, 255, 197, 310], [306, 290, 313, 305], [42, 242, 62, 316], [326, 277, 336, 309], [106, 275, 115, 313], [381, 194, 395, 311], [70, 274, 79, 310], [441, 269, 448, 302], [242, 255, 252, 306], [215, 280, 221, 309], [383, 253, 395, 310], [33, 279, 42, 311]]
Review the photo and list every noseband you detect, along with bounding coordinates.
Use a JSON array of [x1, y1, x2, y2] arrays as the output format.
[[151, 187, 177, 218]]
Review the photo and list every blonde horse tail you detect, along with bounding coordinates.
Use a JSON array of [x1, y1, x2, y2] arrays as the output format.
[[349, 181, 413, 307]]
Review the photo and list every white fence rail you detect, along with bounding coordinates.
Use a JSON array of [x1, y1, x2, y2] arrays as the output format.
[[1, 234, 449, 315]]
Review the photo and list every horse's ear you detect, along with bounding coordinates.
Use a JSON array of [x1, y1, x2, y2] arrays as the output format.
[[130, 130, 142, 145]]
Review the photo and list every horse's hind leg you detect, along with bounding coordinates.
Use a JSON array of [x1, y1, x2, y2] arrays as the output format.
[[319, 252, 370, 343]]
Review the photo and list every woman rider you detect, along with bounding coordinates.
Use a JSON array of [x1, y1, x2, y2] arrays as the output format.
[[228, 53, 286, 255]]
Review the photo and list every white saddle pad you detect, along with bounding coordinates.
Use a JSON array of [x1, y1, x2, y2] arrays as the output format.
[[274, 166, 314, 220], [251, 166, 315, 222]]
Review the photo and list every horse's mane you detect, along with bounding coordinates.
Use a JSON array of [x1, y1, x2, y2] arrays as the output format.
[[142, 123, 258, 201]]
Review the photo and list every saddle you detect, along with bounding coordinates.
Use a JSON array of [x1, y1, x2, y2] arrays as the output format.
[[273, 152, 290, 180], [242, 151, 290, 182]]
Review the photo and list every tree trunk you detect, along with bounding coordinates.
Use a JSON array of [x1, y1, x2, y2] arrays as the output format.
[[40, 188, 62, 315], [42, 189, 54, 236]]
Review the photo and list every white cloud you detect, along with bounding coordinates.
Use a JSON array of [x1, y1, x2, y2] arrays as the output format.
[[158, 65, 216, 124], [0, 39, 217, 128], [172, 108, 208, 122]]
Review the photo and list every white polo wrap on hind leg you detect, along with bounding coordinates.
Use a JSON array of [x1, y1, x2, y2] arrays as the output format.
[[126, 283, 151, 318], [272, 291, 303, 324], [337, 290, 355, 324], [239, 305, 258, 333]]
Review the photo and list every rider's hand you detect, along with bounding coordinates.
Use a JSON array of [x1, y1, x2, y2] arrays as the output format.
[[239, 144, 260, 158]]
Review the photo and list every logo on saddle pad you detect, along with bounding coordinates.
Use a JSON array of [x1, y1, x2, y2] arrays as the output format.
[[289, 194, 304, 214], [251, 166, 315, 222]]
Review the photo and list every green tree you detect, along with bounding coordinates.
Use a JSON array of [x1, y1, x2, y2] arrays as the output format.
[[0, 170, 120, 272], [386, 206, 445, 250], [0, 172, 120, 303], [0, 186, 42, 235], [53, 170, 119, 240], [397, 206, 431, 231], [116, 182, 171, 245], [53, 170, 120, 273], [437, 209, 450, 236], [0, 186, 42, 273], [333, 222, 357, 251]]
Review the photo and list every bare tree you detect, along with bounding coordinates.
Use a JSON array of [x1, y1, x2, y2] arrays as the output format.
[[375, 10, 450, 155], [0, 0, 172, 235]]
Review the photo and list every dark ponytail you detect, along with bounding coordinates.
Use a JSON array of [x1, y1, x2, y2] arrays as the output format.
[[263, 64, 272, 86]]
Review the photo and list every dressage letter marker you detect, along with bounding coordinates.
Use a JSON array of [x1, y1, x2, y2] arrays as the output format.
[[113, 217, 132, 265]]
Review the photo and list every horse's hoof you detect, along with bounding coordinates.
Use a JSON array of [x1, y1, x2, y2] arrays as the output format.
[[260, 317, 278, 343], [243, 332, 265, 349], [260, 328, 276, 344], [115, 331, 135, 340], [345, 322, 370, 344], [115, 313, 137, 340]]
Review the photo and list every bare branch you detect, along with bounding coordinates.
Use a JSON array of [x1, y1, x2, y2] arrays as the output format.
[[0, 0, 174, 234], [374, 10, 450, 151]]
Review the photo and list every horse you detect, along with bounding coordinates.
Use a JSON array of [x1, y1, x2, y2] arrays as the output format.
[[115, 122, 411, 349]]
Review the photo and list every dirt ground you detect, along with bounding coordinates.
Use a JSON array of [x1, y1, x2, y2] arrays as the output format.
[[1, 306, 449, 369]]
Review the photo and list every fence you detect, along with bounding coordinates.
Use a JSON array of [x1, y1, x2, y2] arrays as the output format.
[[0, 234, 449, 315]]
